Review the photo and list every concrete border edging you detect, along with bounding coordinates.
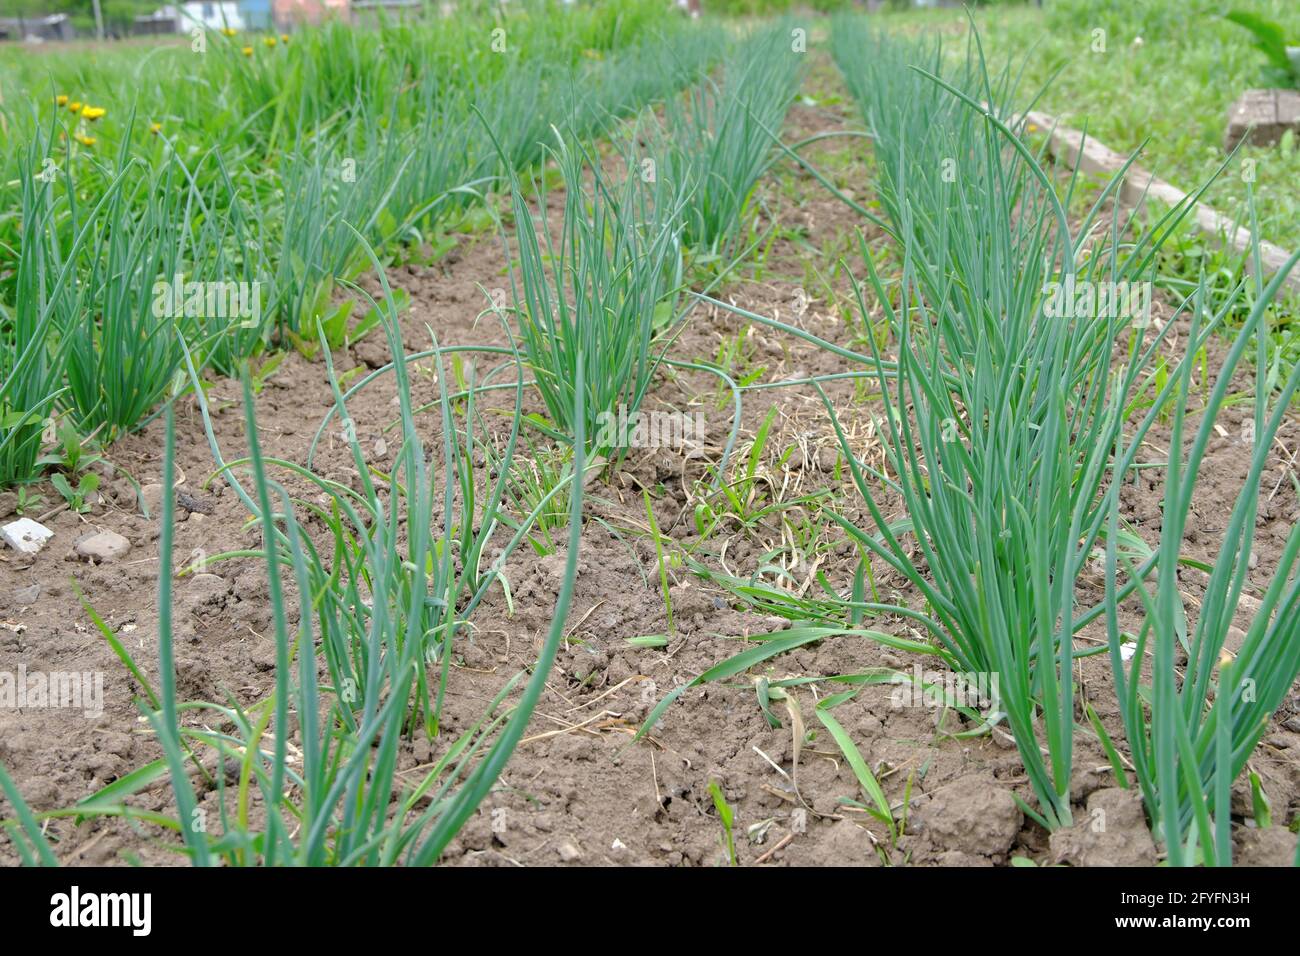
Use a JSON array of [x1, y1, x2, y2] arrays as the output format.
[[1022, 108, 1300, 294]]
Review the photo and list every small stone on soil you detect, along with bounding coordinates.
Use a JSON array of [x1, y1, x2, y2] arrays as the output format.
[[2, 518, 54, 555], [11, 584, 41, 606], [74, 530, 131, 563]]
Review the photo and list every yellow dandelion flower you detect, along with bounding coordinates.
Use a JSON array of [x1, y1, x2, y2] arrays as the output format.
[[149, 122, 162, 135], [76, 134, 97, 146], [81, 106, 106, 121], [68, 101, 82, 113], [263, 36, 276, 47], [281, 34, 290, 43], [241, 46, 254, 57], [222, 27, 237, 37], [56, 94, 69, 106]]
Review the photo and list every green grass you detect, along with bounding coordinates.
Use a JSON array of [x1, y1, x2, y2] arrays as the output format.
[[884, 0, 1300, 253], [496, 439, 574, 557]]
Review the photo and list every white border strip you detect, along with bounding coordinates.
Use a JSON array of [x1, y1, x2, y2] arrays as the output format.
[[1024, 108, 1300, 294]]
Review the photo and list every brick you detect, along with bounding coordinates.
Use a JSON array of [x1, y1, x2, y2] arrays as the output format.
[[1224, 88, 1300, 151]]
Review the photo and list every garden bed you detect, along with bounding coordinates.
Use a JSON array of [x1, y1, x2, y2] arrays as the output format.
[[4, 44, 1298, 867]]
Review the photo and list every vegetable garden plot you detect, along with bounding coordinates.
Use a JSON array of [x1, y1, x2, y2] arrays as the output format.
[[2, 4, 1299, 870]]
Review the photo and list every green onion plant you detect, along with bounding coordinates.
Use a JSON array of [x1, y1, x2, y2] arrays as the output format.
[[1103, 242, 1300, 865], [654, 21, 804, 263], [502, 126, 686, 462], [1, 241, 589, 865], [805, 19, 1216, 829]]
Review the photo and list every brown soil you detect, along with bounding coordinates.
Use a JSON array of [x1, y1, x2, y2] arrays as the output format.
[[1, 53, 1298, 868]]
